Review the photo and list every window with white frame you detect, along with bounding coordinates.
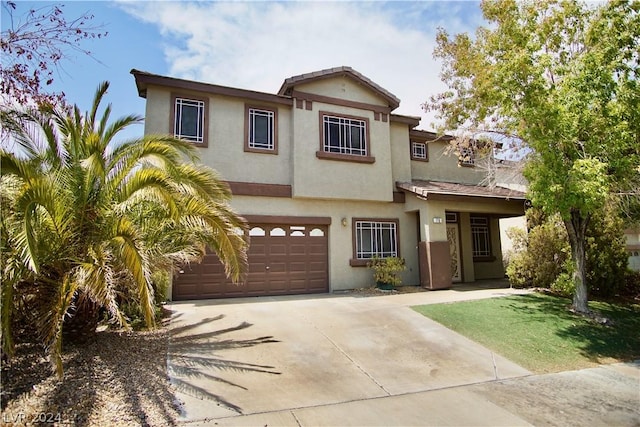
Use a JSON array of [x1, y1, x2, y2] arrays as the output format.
[[355, 220, 398, 259], [174, 97, 205, 144], [470, 216, 491, 257], [411, 141, 427, 160], [322, 114, 367, 156], [247, 107, 275, 151]]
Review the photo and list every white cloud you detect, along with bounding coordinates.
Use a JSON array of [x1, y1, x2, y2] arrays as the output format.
[[119, 1, 484, 130]]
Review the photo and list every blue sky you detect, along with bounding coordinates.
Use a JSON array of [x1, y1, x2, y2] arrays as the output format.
[[2, 1, 485, 140]]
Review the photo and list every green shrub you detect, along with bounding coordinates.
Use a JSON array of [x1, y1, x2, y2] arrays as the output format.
[[368, 257, 405, 287], [505, 212, 569, 288], [584, 210, 628, 297], [550, 260, 575, 297], [506, 206, 632, 298]]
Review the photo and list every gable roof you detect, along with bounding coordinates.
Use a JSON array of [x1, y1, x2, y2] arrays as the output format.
[[278, 66, 401, 110]]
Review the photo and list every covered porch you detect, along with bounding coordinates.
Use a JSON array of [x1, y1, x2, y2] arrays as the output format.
[[398, 180, 527, 290]]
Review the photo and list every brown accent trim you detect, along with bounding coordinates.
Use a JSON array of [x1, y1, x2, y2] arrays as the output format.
[[305, 100, 313, 111], [418, 193, 526, 208], [296, 99, 304, 109], [473, 256, 497, 262], [294, 90, 392, 114], [318, 111, 373, 163], [409, 129, 454, 142], [374, 112, 380, 121], [627, 244, 640, 250], [315, 151, 376, 164], [350, 218, 401, 266], [410, 141, 429, 162], [132, 69, 293, 106], [391, 114, 421, 127], [243, 215, 331, 225], [381, 113, 388, 123], [424, 241, 453, 289], [226, 181, 292, 198], [392, 191, 406, 203], [244, 104, 279, 155], [170, 92, 209, 148]]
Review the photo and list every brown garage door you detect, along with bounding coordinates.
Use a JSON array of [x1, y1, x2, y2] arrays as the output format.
[[173, 224, 328, 300]]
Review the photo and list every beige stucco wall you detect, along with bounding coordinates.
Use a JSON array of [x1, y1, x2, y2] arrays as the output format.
[[390, 123, 412, 184], [230, 195, 419, 290], [294, 77, 389, 107], [291, 101, 394, 201], [143, 86, 292, 185], [411, 140, 487, 185]]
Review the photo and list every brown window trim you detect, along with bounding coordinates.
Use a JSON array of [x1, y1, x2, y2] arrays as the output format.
[[244, 104, 278, 155], [170, 92, 209, 147], [410, 141, 429, 162], [318, 111, 374, 163], [350, 218, 401, 267], [315, 151, 375, 164], [473, 256, 497, 263]]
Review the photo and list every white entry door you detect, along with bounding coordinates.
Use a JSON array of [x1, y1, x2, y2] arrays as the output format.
[[446, 224, 462, 282]]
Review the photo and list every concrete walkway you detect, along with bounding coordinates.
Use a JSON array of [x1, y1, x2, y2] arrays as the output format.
[[167, 285, 640, 426]]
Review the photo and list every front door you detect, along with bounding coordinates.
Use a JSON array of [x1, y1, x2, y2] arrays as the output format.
[[446, 223, 462, 282]]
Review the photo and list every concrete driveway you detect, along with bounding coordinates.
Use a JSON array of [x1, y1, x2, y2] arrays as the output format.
[[166, 287, 640, 426]]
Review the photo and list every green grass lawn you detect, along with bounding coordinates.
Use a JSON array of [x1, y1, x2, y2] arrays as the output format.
[[412, 293, 640, 373]]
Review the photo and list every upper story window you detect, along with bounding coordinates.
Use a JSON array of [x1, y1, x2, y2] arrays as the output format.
[[245, 105, 277, 154], [354, 219, 399, 260], [322, 113, 368, 156], [459, 146, 475, 166], [411, 141, 428, 161], [172, 94, 208, 146]]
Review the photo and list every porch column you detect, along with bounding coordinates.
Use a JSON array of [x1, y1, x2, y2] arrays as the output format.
[[418, 206, 452, 290]]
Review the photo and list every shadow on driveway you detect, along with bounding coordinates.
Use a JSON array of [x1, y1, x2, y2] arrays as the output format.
[[167, 312, 281, 415]]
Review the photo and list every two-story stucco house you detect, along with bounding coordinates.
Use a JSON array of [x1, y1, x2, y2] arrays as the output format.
[[131, 66, 527, 300]]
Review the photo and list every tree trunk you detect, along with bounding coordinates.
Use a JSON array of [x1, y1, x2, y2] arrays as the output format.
[[63, 293, 100, 344], [564, 210, 590, 314]]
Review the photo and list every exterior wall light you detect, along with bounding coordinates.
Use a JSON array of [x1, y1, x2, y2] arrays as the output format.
[[341, 217, 348, 227], [432, 217, 443, 224]]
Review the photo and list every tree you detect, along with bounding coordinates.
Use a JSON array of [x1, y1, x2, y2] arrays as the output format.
[[0, 82, 248, 377], [1, 1, 107, 106], [426, 0, 640, 313]]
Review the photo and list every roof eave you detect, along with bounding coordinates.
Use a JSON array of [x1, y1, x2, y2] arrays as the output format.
[[130, 69, 293, 105]]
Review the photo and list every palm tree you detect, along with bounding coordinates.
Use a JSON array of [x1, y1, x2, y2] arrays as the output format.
[[0, 82, 248, 377]]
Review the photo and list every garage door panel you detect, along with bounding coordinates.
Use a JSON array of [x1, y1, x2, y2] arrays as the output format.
[[173, 223, 328, 300]]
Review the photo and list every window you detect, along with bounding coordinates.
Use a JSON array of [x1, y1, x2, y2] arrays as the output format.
[[459, 146, 475, 166], [322, 114, 367, 156], [354, 220, 398, 260], [445, 212, 458, 223], [471, 216, 491, 258], [245, 106, 277, 153], [173, 96, 206, 144], [411, 141, 428, 161]]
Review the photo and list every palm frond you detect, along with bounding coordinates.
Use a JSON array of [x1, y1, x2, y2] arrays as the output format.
[[109, 218, 155, 328]]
